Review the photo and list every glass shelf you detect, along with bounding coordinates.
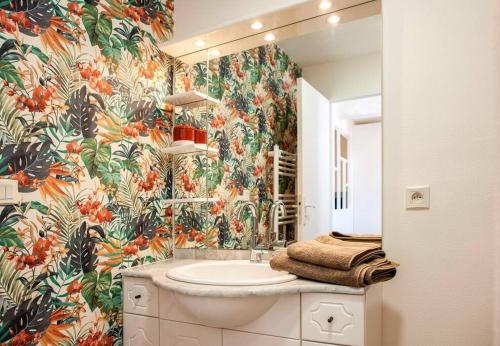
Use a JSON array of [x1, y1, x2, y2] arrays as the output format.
[[165, 90, 220, 108], [161, 143, 218, 155]]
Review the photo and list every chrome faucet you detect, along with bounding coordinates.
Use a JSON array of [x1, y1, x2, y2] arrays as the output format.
[[236, 201, 266, 262], [269, 200, 287, 248]]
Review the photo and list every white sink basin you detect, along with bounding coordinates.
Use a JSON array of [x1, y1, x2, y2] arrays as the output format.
[[167, 260, 297, 286], [165, 260, 297, 327]]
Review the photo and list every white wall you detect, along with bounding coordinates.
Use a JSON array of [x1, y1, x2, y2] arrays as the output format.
[[352, 123, 381, 234], [171, 0, 308, 43], [301, 52, 381, 102], [382, 0, 500, 345]]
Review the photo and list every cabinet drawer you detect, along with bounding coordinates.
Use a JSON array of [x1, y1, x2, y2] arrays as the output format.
[[302, 293, 365, 346], [160, 320, 222, 346], [123, 276, 159, 317], [223, 330, 299, 346], [123, 313, 159, 346]]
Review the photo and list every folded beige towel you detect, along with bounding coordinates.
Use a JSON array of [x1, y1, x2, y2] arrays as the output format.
[[270, 252, 398, 288], [287, 235, 385, 270], [330, 231, 382, 244]]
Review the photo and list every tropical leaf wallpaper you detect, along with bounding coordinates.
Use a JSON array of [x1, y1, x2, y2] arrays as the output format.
[[173, 45, 300, 250], [0, 0, 174, 345], [0, 0, 300, 343]]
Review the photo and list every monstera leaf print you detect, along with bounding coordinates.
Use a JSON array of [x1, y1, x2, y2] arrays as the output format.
[[0, 141, 51, 191], [1, 0, 53, 33], [65, 86, 104, 138], [126, 100, 157, 129], [61, 222, 105, 275], [131, 212, 158, 240], [0, 291, 52, 343]]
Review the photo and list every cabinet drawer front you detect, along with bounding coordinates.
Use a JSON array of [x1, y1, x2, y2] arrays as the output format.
[[123, 313, 159, 346], [302, 293, 365, 345], [223, 330, 299, 346], [123, 277, 159, 317], [160, 320, 222, 346]]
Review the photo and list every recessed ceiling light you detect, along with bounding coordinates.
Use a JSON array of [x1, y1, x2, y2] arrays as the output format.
[[210, 49, 221, 57], [251, 21, 263, 30], [195, 39, 206, 47], [328, 14, 341, 25], [264, 33, 275, 42], [319, 0, 332, 10]]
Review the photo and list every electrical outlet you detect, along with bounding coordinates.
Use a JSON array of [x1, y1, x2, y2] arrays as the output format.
[[406, 185, 430, 209]]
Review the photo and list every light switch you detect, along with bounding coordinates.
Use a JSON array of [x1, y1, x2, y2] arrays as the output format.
[[0, 179, 19, 205], [406, 185, 430, 209]]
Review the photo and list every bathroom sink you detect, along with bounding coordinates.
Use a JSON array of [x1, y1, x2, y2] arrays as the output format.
[[167, 260, 297, 286], [165, 260, 297, 327]]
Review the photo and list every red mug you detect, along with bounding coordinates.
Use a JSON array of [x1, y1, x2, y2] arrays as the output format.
[[195, 128, 207, 144], [173, 125, 195, 142]]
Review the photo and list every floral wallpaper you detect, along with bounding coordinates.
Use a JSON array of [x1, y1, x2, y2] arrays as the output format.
[[173, 45, 300, 250], [0, 0, 301, 342], [0, 0, 174, 345]]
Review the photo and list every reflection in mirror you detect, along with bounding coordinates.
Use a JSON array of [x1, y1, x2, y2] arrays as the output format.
[[163, 1, 381, 250]]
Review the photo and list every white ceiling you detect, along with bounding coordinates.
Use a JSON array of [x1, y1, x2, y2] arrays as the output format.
[[332, 95, 382, 122], [170, 0, 309, 44], [277, 14, 382, 67]]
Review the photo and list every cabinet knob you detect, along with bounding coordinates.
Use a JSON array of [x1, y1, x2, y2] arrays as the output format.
[[327, 316, 334, 323], [134, 294, 142, 299]]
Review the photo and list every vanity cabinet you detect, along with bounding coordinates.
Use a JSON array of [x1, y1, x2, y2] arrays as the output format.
[[123, 313, 159, 346], [123, 276, 381, 346]]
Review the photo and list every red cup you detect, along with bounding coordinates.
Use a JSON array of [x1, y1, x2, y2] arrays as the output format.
[[173, 125, 195, 142], [195, 128, 207, 144]]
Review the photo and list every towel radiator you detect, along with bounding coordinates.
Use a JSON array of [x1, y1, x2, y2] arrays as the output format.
[[268, 145, 298, 242]]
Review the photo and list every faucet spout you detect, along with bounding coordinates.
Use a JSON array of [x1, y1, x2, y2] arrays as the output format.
[[236, 201, 259, 251]]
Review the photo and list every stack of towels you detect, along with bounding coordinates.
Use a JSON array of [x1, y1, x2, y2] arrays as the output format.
[[270, 233, 398, 288]]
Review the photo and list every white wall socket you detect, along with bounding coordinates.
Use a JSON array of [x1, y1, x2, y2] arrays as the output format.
[[406, 185, 430, 209]]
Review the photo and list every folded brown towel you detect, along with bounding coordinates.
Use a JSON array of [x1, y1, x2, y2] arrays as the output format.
[[270, 252, 398, 288], [330, 231, 382, 244], [287, 235, 385, 270]]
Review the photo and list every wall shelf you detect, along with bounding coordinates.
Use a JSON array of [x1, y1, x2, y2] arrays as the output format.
[[166, 197, 218, 204], [161, 143, 218, 155], [165, 90, 220, 107]]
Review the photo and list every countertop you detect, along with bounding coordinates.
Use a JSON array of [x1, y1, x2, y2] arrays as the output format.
[[121, 258, 366, 297]]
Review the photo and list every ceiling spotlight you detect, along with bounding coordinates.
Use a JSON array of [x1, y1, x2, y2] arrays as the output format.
[[328, 14, 341, 25], [195, 39, 206, 47], [319, 0, 332, 10], [210, 49, 221, 57], [264, 33, 276, 42], [251, 21, 263, 30]]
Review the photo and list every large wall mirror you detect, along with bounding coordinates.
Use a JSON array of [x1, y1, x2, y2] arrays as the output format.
[[163, 0, 382, 250]]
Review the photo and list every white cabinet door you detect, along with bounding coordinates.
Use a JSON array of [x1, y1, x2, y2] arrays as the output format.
[[123, 313, 159, 346], [160, 320, 222, 346], [222, 330, 299, 346], [123, 276, 159, 317], [302, 293, 364, 346]]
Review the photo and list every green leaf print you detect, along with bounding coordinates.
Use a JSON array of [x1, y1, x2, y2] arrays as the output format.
[[82, 5, 99, 45], [81, 138, 112, 178], [0, 62, 23, 88], [81, 270, 112, 311]]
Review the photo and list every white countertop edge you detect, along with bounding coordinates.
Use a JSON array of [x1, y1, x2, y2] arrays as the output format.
[[120, 259, 367, 297]]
